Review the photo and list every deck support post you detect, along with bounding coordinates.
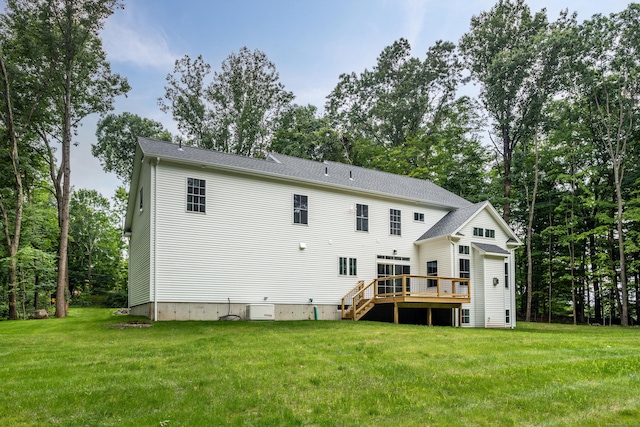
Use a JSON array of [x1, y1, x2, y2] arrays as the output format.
[[427, 307, 432, 326], [393, 302, 399, 324]]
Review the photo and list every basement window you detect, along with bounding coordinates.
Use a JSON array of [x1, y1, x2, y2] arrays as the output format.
[[462, 309, 470, 324]]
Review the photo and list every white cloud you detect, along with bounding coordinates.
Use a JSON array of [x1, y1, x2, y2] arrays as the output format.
[[101, 8, 177, 70], [402, 0, 429, 49]]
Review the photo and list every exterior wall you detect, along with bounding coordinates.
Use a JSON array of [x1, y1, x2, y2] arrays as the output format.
[[417, 238, 453, 277], [128, 161, 152, 307], [151, 161, 451, 309], [483, 256, 508, 328], [468, 247, 485, 327]]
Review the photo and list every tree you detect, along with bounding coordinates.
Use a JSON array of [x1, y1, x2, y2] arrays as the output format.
[[271, 104, 342, 162], [68, 189, 123, 299], [160, 48, 294, 156], [460, 0, 575, 222], [93, 112, 171, 184], [573, 4, 640, 325], [2, 0, 129, 317], [326, 38, 463, 151]]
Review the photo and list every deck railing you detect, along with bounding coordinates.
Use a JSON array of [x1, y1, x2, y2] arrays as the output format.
[[375, 275, 470, 299], [341, 275, 470, 320]]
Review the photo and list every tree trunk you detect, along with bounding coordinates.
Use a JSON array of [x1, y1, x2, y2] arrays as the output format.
[[0, 48, 24, 321], [613, 162, 629, 326], [590, 233, 602, 323], [55, 56, 73, 318], [525, 137, 539, 322]]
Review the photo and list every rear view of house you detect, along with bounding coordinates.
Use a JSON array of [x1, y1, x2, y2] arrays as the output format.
[[124, 138, 521, 327]]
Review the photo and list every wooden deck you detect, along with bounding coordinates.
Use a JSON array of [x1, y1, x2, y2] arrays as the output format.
[[341, 275, 470, 325]]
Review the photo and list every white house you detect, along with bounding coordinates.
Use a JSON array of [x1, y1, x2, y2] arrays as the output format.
[[124, 138, 521, 327]]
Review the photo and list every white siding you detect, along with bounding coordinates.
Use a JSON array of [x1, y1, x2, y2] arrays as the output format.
[[152, 162, 451, 305], [484, 256, 507, 328], [128, 162, 151, 307], [417, 238, 452, 277]]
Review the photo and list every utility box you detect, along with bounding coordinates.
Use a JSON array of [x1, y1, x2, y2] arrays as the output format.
[[246, 304, 275, 320]]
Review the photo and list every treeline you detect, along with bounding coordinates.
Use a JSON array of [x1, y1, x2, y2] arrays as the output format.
[[2, 0, 639, 323]]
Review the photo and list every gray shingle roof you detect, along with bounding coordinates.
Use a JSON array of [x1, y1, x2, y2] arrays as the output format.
[[472, 242, 510, 255], [138, 138, 472, 209], [415, 201, 486, 241]]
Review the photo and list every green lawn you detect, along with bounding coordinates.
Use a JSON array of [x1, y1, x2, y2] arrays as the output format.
[[1, 309, 639, 426]]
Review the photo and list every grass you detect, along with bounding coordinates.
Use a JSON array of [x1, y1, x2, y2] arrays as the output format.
[[1, 309, 639, 426]]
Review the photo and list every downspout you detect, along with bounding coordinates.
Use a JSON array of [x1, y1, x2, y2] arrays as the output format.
[[153, 157, 160, 321]]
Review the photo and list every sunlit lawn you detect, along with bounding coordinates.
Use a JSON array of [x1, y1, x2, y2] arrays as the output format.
[[1, 308, 639, 426]]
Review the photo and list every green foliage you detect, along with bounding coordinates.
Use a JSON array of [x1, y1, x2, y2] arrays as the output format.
[[68, 189, 126, 301], [271, 104, 343, 161], [159, 48, 294, 156], [326, 38, 463, 149], [1, 310, 640, 425], [93, 112, 171, 184]]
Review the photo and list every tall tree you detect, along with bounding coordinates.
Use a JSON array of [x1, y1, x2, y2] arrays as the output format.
[[460, 0, 575, 222], [68, 189, 123, 298], [574, 4, 640, 325], [326, 38, 463, 151], [160, 48, 294, 156], [271, 104, 342, 162], [2, 0, 129, 317], [93, 112, 172, 184]]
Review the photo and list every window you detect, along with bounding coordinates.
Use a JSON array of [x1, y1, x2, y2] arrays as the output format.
[[139, 187, 143, 212], [427, 260, 438, 287], [187, 178, 206, 213], [506, 309, 510, 324], [462, 309, 470, 324], [473, 227, 484, 236], [505, 263, 509, 289], [459, 245, 470, 255], [414, 212, 424, 222], [485, 229, 495, 238], [339, 257, 357, 276], [293, 194, 308, 224], [459, 258, 470, 279], [356, 204, 368, 231], [390, 209, 401, 235]]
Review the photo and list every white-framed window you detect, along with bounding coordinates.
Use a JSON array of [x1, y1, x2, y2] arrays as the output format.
[[414, 212, 424, 222], [139, 187, 143, 212], [339, 257, 357, 276], [459, 258, 470, 279], [427, 260, 438, 287], [462, 309, 470, 324], [356, 203, 368, 232], [187, 178, 206, 213], [390, 209, 401, 235], [459, 245, 470, 255], [485, 229, 496, 238], [473, 227, 484, 237], [506, 309, 510, 324], [293, 194, 308, 224], [505, 262, 509, 288]]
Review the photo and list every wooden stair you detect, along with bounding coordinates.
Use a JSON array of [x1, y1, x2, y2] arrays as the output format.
[[341, 280, 376, 320]]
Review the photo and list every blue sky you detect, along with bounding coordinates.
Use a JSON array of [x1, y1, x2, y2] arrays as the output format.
[[69, 0, 633, 199]]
